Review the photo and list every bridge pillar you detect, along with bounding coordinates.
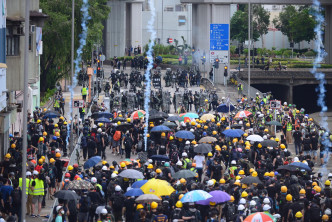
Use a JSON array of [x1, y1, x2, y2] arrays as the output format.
[[288, 84, 293, 105], [325, 5, 332, 64], [192, 4, 230, 84]]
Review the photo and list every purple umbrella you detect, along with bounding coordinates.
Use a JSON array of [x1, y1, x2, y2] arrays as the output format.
[[196, 190, 231, 205]]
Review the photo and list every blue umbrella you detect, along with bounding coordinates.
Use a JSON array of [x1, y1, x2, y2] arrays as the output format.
[[95, 117, 111, 124], [222, 129, 243, 137], [125, 188, 144, 197], [151, 125, 171, 132], [151, 155, 170, 161], [235, 129, 245, 135], [180, 190, 212, 203], [290, 162, 311, 171], [217, 104, 235, 113], [91, 112, 113, 120], [83, 156, 101, 169], [42, 110, 61, 119], [175, 130, 195, 140], [132, 180, 148, 188]]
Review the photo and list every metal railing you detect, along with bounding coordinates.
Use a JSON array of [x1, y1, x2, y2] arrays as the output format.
[[232, 71, 263, 99]]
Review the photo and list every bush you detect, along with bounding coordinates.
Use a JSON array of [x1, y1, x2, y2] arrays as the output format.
[[40, 88, 56, 107], [304, 50, 316, 57]]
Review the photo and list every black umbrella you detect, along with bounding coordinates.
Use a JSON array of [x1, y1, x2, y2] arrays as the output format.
[[54, 190, 79, 200], [112, 117, 125, 123], [150, 109, 169, 118], [116, 123, 133, 131], [230, 124, 242, 129], [166, 116, 181, 121], [241, 176, 262, 184], [150, 155, 169, 161], [163, 121, 177, 128], [261, 140, 278, 147], [276, 165, 299, 172], [173, 170, 197, 179], [91, 112, 113, 120], [194, 144, 212, 154], [42, 110, 61, 119]]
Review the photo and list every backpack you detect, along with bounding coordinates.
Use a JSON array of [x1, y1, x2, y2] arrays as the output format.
[[113, 131, 121, 141], [226, 203, 236, 221], [37, 143, 44, 156], [95, 133, 102, 143], [11, 189, 21, 206], [112, 194, 124, 210], [103, 134, 109, 145], [172, 208, 182, 220], [80, 196, 91, 212], [124, 136, 132, 147], [62, 180, 70, 190], [81, 136, 87, 147], [137, 140, 143, 152], [310, 203, 321, 221]]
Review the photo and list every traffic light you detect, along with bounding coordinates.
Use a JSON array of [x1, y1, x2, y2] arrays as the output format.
[[201, 56, 206, 64], [224, 66, 228, 77], [167, 38, 170, 44], [214, 58, 219, 69], [97, 66, 101, 77]]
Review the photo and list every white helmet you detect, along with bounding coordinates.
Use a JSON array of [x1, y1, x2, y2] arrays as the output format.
[[97, 128, 102, 133], [207, 180, 214, 186], [148, 159, 153, 163], [263, 205, 271, 211], [91, 177, 97, 183], [249, 200, 256, 206], [102, 166, 108, 171], [111, 173, 118, 178], [238, 204, 245, 211], [55, 149, 61, 153], [263, 198, 270, 204], [190, 129, 194, 132], [328, 173, 332, 178], [101, 208, 108, 215], [294, 157, 299, 162], [176, 161, 183, 166], [239, 121, 243, 125], [115, 185, 121, 191], [186, 141, 190, 145], [325, 208, 332, 215], [26, 171, 32, 176], [239, 198, 246, 204], [182, 152, 187, 157], [263, 135, 267, 140], [56, 206, 63, 213], [33, 170, 39, 175], [231, 160, 236, 165], [284, 102, 287, 106]]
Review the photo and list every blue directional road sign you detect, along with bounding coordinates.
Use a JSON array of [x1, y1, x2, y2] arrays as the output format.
[[210, 24, 229, 51]]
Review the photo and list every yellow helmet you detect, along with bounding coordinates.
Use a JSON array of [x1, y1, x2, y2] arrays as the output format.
[[146, 133, 150, 138], [264, 129, 269, 132], [296, 110, 300, 114], [55, 132, 60, 137], [156, 168, 162, 174], [219, 179, 226, 184], [312, 182, 318, 186], [43, 108, 47, 112], [264, 172, 270, 177], [299, 189, 306, 194], [211, 118, 215, 122], [191, 140, 197, 145], [137, 204, 144, 210], [37, 119, 41, 123], [120, 162, 126, 168], [245, 146, 250, 150], [232, 138, 238, 143], [270, 137, 274, 140], [322, 214, 329, 221], [197, 124, 201, 128], [64, 121, 68, 125], [11, 144, 16, 149], [178, 194, 184, 200], [117, 121, 121, 125], [217, 122, 221, 126], [49, 158, 55, 163], [186, 119, 190, 123], [118, 114, 123, 117], [238, 170, 245, 175], [249, 168, 254, 173], [68, 165, 73, 171], [98, 123, 103, 127], [221, 117, 226, 121], [60, 116, 64, 120], [127, 118, 131, 123], [39, 137, 44, 142], [252, 171, 258, 177], [212, 131, 217, 135], [258, 143, 262, 148], [102, 161, 107, 165], [41, 156, 46, 160], [205, 99, 208, 102], [230, 196, 235, 202], [161, 132, 166, 137], [151, 201, 158, 209], [241, 191, 248, 197], [280, 144, 286, 149], [275, 138, 280, 142], [295, 211, 303, 218], [191, 121, 196, 126], [180, 178, 186, 184], [176, 201, 183, 208], [314, 186, 321, 193], [210, 201, 216, 206], [55, 153, 61, 158], [43, 132, 47, 136], [243, 133, 248, 137], [246, 123, 250, 127], [215, 145, 220, 150], [242, 184, 248, 189], [286, 194, 293, 202], [325, 180, 331, 186], [150, 123, 155, 127], [207, 152, 213, 157], [110, 165, 115, 169], [5, 153, 11, 159], [179, 138, 183, 142], [270, 171, 275, 177], [204, 125, 208, 130], [114, 171, 118, 174], [281, 186, 287, 193], [38, 159, 43, 164], [169, 136, 174, 140], [54, 124, 58, 128]]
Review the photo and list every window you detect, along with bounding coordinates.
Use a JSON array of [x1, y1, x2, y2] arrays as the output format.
[[175, 4, 187, 12], [6, 27, 20, 56], [164, 6, 174, 12], [178, 16, 186, 26]]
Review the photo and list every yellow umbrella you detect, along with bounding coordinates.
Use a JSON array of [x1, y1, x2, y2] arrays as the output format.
[[140, 178, 175, 196], [200, 114, 216, 121]]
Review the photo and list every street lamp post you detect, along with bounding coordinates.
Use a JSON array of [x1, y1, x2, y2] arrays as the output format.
[[248, 1, 251, 98], [70, 0, 75, 154]]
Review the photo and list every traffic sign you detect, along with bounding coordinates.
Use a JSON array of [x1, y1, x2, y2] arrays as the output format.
[[210, 24, 229, 51], [209, 51, 229, 64], [169, 38, 173, 43], [73, 100, 85, 108], [270, 100, 281, 109], [100, 55, 106, 62]]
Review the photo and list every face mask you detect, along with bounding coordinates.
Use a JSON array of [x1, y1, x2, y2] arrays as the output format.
[[61, 210, 65, 214]]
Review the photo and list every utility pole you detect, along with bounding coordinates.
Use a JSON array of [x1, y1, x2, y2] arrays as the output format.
[[248, 1, 251, 98], [70, 0, 75, 154], [21, 0, 30, 220]]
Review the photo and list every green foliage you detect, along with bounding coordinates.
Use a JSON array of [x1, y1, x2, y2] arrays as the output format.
[[230, 45, 236, 55], [252, 5, 270, 47], [39, 0, 110, 92], [40, 88, 56, 107], [304, 50, 316, 57]]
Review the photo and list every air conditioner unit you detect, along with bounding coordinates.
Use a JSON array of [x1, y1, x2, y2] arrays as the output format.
[[30, 25, 36, 33], [13, 26, 24, 35]]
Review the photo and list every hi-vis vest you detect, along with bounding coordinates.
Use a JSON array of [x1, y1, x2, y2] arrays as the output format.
[[82, 87, 87, 96], [19, 178, 30, 195], [28, 179, 34, 195], [32, 179, 45, 196], [287, 122, 293, 131], [54, 100, 60, 108]]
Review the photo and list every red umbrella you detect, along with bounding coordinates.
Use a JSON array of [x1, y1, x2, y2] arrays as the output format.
[[131, 110, 146, 120], [234, 110, 252, 119], [244, 212, 275, 222]]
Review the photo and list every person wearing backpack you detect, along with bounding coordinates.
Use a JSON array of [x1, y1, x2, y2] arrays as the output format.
[[123, 131, 133, 159], [110, 185, 125, 222], [95, 128, 104, 157], [10, 182, 22, 222], [112, 130, 122, 156], [78, 192, 90, 222], [222, 197, 236, 222]]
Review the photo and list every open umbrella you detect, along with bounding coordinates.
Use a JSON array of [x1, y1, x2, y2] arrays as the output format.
[[234, 110, 252, 119], [131, 180, 148, 188], [43, 110, 61, 119], [119, 169, 144, 179], [175, 130, 195, 140], [246, 135, 264, 142], [125, 188, 144, 197], [217, 104, 235, 113], [112, 117, 125, 123], [135, 194, 161, 203], [266, 121, 282, 126], [166, 115, 182, 121], [54, 190, 79, 200], [231, 124, 242, 129], [131, 110, 146, 120], [151, 125, 171, 132], [84, 156, 101, 169], [91, 112, 113, 120], [290, 162, 311, 171], [198, 136, 217, 143], [200, 114, 216, 121], [244, 212, 276, 222], [163, 121, 177, 128], [68, 180, 94, 190], [194, 143, 212, 153], [150, 155, 170, 161], [173, 170, 197, 179], [261, 140, 278, 147], [277, 165, 299, 172], [241, 176, 263, 185], [141, 178, 175, 196], [196, 191, 231, 205], [95, 117, 111, 124], [116, 123, 133, 131], [180, 190, 212, 203], [222, 129, 243, 137]]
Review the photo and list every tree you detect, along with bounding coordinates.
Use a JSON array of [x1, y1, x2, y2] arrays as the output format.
[[39, 0, 110, 92], [273, 6, 315, 48], [230, 5, 260, 44], [252, 5, 270, 48]]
